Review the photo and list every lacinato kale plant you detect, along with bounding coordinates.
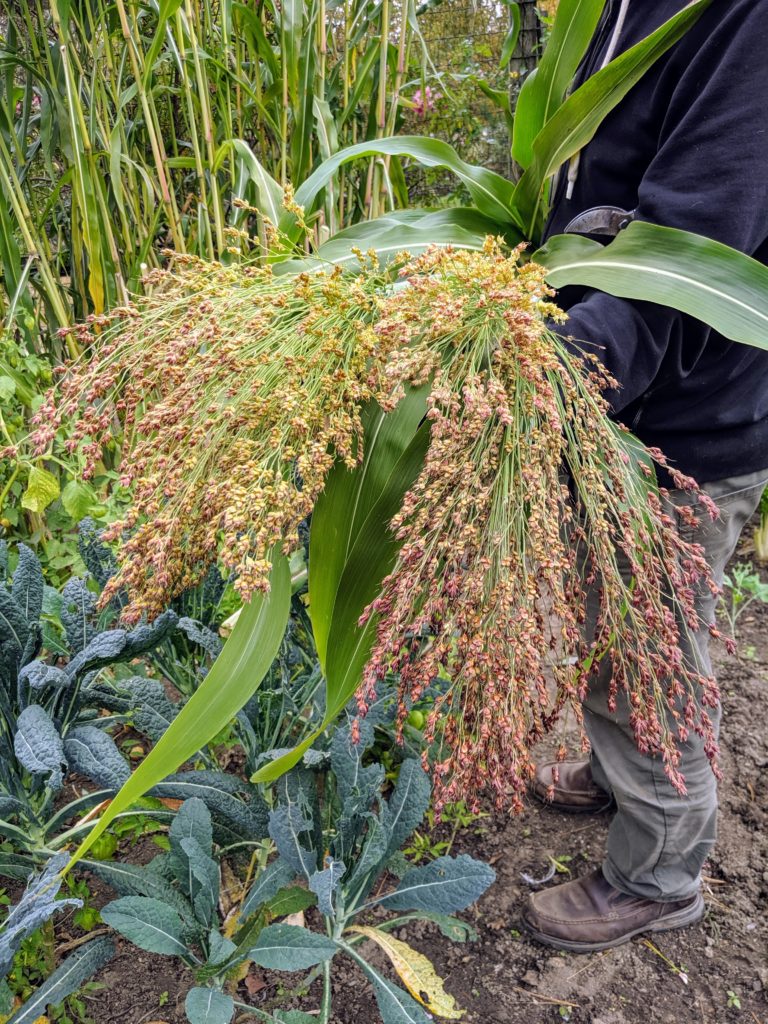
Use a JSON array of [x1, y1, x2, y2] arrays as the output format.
[[0, 542, 266, 874], [99, 712, 495, 1024]]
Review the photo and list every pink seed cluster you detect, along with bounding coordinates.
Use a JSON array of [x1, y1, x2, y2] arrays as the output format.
[[357, 242, 723, 812], [30, 239, 725, 811]]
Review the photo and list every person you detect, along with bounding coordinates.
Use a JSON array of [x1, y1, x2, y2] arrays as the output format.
[[521, 0, 768, 952]]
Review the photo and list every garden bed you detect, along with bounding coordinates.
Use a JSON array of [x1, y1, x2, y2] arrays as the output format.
[[74, 540, 768, 1024]]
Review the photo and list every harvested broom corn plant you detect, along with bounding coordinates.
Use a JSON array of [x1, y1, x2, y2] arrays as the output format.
[[29, 239, 724, 812]]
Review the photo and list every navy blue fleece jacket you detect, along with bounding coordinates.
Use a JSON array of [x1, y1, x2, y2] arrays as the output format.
[[545, 0, 768, 484]]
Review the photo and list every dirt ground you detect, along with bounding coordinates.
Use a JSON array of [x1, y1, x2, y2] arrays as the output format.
[[81, 547, 768, 1024]]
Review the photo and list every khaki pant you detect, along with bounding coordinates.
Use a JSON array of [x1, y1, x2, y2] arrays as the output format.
[[583, 468, 768, 901]]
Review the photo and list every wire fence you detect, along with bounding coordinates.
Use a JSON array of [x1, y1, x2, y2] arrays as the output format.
[[402, 0, 543, 203]]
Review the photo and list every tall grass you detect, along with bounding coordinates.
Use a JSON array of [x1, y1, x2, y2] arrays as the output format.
[[0, 0, 430, 561], [0, 0, 427, 347]]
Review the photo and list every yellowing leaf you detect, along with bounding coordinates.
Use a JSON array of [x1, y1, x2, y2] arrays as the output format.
[[21, 465, 60, 514], [219, 607, 242, 637], [347, 926, 464, 1019]]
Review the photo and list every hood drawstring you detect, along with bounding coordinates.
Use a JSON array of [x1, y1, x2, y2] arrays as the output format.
[[566, 0, 631, 200]]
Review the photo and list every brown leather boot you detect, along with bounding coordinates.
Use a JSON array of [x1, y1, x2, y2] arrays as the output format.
[[530, 759, 613, 813], [522, 868, 705, 952]]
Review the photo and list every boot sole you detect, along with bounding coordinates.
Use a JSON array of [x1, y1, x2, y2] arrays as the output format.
[[523, 891, 705, 953], [530, 791, 616, 815]]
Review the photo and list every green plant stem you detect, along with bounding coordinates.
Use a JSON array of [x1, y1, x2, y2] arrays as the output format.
[[319, 961, 332, 1024], [0, 464, 21, 513]]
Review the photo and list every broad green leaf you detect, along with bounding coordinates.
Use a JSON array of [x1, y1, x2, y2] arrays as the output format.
[[216, 139, 283, 224], [0, 590, 31, 677], [14, 706, 65, 791], [151, 771, 269, 845], [11, 543, 43, 623], [344, 815, 388, 896], [82, 858, 194, 915], [182, 837, 220, 928], [284, 137, 518, 239], [346, 927, 463, 1019], [500, 3, 522, 69], [267, 805, 316, 880], [536, 222, 768, 349], [376, 854, 496, 914], [65, 552, 290, 870], [381, 759, 431, 861], [308, 859, 345, 916], [313, 208, 517, 267], [100, 897, 187, 955], [7, 937, 114, 1024], [60, 479, 98, 521], [21, 465, 60, 514], [252, 417, 430, 786], [512, 0, 605, 168], [63, 726, 130, 791], [264, 885, 317, 919], [240, 859, 296, 919], [323, 422, 430, 715], [0, 853, 80, 972], [309, 389, 427, 670], [169, 796, 213, 861], [185, 987, 234, 1024], [514, 0, 711, 238], [249, 924, 337, 971]]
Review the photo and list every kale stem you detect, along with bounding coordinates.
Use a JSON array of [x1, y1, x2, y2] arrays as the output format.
[[319, 961, 332, 1024]]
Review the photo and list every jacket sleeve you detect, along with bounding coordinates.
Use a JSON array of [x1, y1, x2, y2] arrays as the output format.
[[556, 2, 768, 413]]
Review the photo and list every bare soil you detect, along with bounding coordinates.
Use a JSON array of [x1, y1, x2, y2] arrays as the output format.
[[80, 547, 768, 1024]]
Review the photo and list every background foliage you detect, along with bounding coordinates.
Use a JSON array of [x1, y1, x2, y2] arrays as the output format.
[[1, 0, 526, 569]]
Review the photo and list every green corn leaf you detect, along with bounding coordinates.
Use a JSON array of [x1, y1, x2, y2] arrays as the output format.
[[500, 3, 522, 69], [537, 221, 768, 350], [309, 389, 428, 670], [215, 138, 284, 224], [284, 137, 519, 239], [321, 208, 517, 267], [142, 0, 186, 88], [252, 403, 429, 786], [512, 0, 606, 169], [65, 552, 290, 870], [338, 40, 380, 130], [322, 421, 430, 716], [514, 0, 711, 239]]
